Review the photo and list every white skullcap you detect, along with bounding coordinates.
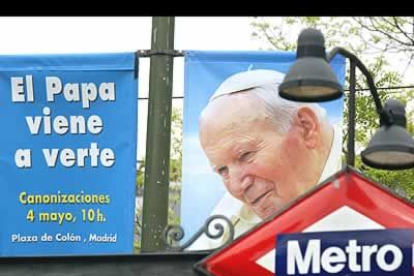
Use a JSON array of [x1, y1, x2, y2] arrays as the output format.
[[210, 69, 286, 102]]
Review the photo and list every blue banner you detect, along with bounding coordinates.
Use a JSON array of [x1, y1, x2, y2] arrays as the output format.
[[182, 51, 345, 249], [0, 53, 138, 256], [276, 229, 413, 276]]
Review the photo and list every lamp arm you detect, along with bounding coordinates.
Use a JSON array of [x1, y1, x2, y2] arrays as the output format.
[[327, 47, 385, 117]]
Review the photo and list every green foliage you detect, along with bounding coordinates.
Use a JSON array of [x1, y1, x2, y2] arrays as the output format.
[[136, 159, 145, 190], [251, 17, 414, 200], [356, 156, 414, 201], [353, 17, 414, 57], [170, 108, 183, 184]]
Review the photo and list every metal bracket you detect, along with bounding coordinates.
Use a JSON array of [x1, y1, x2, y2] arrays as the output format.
[[162, 215, 235, 252], [137, 49, 185, 58], [134, 50, 185, 79]]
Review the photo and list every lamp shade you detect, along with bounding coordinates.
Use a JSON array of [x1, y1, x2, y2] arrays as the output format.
[[361, 99, 414, 170], [279, 28, 343, 102]]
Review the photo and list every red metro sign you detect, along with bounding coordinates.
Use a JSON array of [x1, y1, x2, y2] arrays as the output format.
[[194, 167, 414, 276]]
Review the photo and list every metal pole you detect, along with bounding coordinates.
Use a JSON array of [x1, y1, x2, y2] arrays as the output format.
[[348, 60, 356, 166], [141, 17, 175, 251], [328, 47, 383, 114]]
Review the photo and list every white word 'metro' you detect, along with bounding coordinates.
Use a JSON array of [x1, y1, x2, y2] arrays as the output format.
[[287, 239, 403, 275]]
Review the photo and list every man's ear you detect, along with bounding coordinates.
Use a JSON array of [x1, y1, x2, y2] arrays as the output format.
[[296, 107, 320, 149]]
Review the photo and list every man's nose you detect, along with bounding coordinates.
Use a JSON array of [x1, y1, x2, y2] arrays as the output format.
[[228, 166, 252, 194]]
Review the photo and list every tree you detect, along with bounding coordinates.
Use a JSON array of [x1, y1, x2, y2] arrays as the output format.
[[169, 107, 183, 227], [353, 17, 414, 75], [134, 107, 183, 252], [251, 17, 414, 200]]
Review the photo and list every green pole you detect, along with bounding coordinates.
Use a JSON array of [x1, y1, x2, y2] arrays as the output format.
[[141, 17, 175, 251]]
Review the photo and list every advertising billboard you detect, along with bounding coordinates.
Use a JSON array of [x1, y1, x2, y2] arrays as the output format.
[[0, 53, 138, 256], [181, 50, 345, 250]]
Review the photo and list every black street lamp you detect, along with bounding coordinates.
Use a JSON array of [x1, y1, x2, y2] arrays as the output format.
[[362, 99, 414, 170], [279, 28, 414, 170], [278, 28, 343, 102]]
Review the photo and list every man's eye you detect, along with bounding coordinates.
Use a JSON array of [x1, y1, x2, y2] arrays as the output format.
[[240, 151, 255, 162], [217, 166, 229, 177]]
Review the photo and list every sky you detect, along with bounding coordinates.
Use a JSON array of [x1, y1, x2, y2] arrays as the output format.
[[0, 16, 265, 160]]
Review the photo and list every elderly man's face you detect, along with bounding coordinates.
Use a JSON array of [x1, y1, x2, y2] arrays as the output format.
[[199, 93, 319, 220]]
